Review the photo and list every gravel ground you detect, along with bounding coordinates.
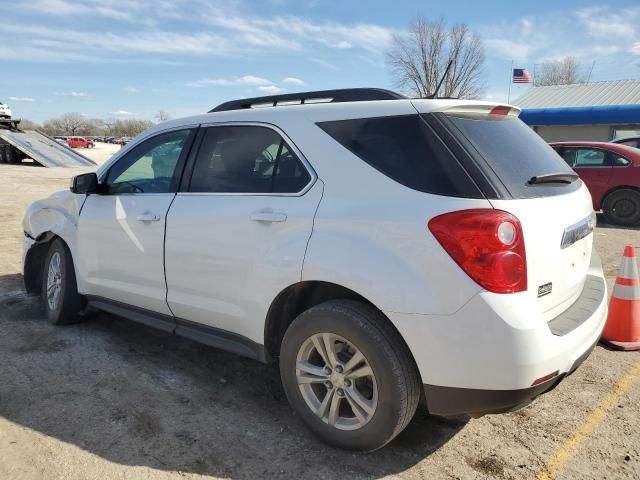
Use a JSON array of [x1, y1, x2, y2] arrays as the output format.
[[0, 153, 638, 480]]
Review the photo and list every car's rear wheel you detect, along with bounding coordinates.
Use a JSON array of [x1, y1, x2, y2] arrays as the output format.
[[41, 239, 86, 325], [280, 300, 421, 451], [602, 189, 640, 226]]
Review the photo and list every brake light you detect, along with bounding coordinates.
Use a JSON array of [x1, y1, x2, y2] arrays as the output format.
[[489, 105, 511, 116], [428, 209, 527, 293]]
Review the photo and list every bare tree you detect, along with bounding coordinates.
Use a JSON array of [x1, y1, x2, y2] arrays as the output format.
[[107, 119, 154, 137], [534, 56, 586, 86], [155, 110, 171, 122], [386, 16, 485, 98], [54, 112, 89, 135]]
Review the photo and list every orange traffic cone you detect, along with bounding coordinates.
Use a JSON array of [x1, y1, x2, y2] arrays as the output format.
[[600, 245, 640, 351]]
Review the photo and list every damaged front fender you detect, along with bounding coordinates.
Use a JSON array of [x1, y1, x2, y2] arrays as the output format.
[[22, 190, 86, 292]]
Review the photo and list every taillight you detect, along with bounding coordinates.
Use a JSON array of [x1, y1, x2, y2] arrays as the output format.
[[428, 209, 527, 293], [489, 105, 511, 116]]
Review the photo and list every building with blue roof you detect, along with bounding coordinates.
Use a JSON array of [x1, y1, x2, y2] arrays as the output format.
[[514, 79, 640, 142]]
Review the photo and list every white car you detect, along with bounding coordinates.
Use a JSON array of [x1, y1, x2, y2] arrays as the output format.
[[0, 101, 12, 119], [22, 88, 607, 451]]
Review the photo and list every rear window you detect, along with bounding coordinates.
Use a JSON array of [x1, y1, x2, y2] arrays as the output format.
[[440, 113, 580, 198], [317, 115, 481, 197]]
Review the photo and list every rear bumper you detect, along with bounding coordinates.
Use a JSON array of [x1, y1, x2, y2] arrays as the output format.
[[423, 337, 597, 416], [387, 250, 608, 394]]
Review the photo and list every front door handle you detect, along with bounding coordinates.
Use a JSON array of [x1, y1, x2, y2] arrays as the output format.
[[136, 211, 161, 222], [250, 211, 287, 223]]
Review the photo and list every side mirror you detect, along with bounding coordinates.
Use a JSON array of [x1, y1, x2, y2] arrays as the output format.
[[70, 172, 99, 194]]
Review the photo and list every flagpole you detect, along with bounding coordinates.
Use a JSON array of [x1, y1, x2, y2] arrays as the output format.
[[507, 59, 513, 104]]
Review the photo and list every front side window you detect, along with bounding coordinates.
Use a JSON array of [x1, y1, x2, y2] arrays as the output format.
[[106, 129, 193, 194], [189, 126, 311, 194]]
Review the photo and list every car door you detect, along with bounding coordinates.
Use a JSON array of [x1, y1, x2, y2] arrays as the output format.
[[164, 124, 322, 342], [557, 147, 612, 205], [77, 127, 196, 314]]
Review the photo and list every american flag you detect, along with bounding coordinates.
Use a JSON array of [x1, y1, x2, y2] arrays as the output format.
[[513, 68, 532, 84]]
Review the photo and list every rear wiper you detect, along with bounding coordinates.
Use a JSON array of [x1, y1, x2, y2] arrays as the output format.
[[528, 173, 579, 185]]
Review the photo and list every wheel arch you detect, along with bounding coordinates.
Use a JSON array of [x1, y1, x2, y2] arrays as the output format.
[[263, 281, 417, 370], [23, 231, 61, 294]]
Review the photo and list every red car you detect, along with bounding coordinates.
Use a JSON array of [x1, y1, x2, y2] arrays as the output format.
[[66, 137, 94, 149], [550, 141, 640, 226]]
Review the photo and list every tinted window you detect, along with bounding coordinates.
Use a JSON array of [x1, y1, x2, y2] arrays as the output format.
[[575, 148, 605, 167], [609, 153, 630, 166], [442, 114, 580, 198], [617, 140, 639, 149], [189, 126, 311, 194], [317, 115, 481, 197], [106, 129, 192, 194]]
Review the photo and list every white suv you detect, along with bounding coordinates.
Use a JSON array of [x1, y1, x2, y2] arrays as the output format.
[[0, 101, 12, 119], [22, 89, 608, 451]]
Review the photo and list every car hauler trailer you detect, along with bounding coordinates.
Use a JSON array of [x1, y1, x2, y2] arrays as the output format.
[[0, 119, 97, 168]]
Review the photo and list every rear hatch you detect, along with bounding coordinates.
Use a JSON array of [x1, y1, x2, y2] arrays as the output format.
[[415, 101, 595, 321]]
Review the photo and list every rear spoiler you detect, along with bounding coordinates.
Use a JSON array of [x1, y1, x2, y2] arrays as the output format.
[[412, 100, 522, 118], [437, 104, 522, 118]]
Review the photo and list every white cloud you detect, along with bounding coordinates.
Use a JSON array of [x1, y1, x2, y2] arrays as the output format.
[[282, 77, 305, 85], [0, 3, 395, 66], [483, 6, 640, 67], [576, 7, 636, 39], [333, 41, 352, 49], [109, 110, 133, 115], [629, 43, 640, 56], [124, 86, 139, 93], [310, 57, 339, 71], [62, 91, 89, 97], [185, 75, 272, 88], [257, 85, 286, 94], [484, 39, 532, 62], [237, 75, 272, 86], [8, 96, 35, 102]]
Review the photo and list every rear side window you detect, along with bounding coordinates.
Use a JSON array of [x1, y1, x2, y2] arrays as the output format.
[[617, 139, 639, 148], [317, 115, 481, 197], [441, 114, 580, 198], [189, 126, 311, 194]]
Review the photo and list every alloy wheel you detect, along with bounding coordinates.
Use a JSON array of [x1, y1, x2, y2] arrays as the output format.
[[295, 333, 378, 430], [46, 252, 62, 311]]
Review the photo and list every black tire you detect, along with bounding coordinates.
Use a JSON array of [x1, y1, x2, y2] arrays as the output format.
[[6, 147, 20, 164], [41, 239, 86, 325], [280, 300, 421, 451], [602, 189, 640, 226]]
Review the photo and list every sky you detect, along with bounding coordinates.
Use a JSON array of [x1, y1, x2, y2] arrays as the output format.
[[1, 0, 639, 123]]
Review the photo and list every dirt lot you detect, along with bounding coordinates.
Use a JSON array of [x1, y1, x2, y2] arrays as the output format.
[[0, 151, 638, 480]]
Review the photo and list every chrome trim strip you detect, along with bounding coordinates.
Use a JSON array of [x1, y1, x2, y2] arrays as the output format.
[[560, 212, 596, 249]]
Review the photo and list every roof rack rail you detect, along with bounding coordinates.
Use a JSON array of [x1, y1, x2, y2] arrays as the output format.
[[208, 88, 406, 113]]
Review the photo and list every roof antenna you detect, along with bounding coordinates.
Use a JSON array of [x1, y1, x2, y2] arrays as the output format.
[[426, 60, 453, 99]]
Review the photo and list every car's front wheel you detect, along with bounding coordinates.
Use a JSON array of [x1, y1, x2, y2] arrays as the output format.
[[602, 189, 640, 226], [41, 239, 86, 325], [280, 300, 421, 451]]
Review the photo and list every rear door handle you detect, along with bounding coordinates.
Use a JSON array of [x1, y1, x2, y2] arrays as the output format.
[[136, 211, 161, 222], [250, 211, 287, 223]]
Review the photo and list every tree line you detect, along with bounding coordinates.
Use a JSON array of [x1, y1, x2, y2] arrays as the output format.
[[21, 111, 171, 137]]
